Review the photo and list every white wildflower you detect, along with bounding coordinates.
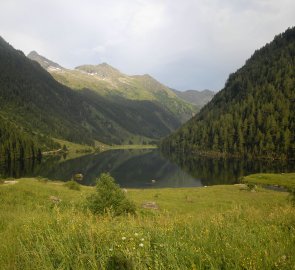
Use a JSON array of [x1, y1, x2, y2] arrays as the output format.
[[139, 243, 144, 247], [122, 237, 126, 240]]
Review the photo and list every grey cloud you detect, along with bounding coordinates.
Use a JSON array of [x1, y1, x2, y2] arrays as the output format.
[[0, 0, 294, 91]]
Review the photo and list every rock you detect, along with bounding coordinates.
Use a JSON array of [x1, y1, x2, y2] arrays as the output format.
[[142, 201, 159, 210], [49, 196, 61, 204], [234, 184, 248, 190], [3, 180, 18, 185], [73, 173, 83, 181]]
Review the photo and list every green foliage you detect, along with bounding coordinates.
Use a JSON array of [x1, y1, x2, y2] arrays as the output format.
[[106, 253, 134, 270], [0, 178, 295, 269], [0, 37, 192, 147], [243, 173, 295, 189], [87, 173, 136, 216], [162, 27, 295, 160], [246, 182, 257, 191], [290, 189, 295, 206], [64, 180, 81, 191], [0, 115, 42, 161]]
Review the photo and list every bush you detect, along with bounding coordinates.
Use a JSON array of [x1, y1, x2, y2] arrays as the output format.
[[86, 173, 136, 216], [64, 180, 81, 191], [246, 182, 256, 191], [106, 253, 134, 270], [290, 189, 295, 206]]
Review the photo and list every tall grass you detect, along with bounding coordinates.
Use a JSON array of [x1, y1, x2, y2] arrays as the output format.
[[0, 178, 294, 269]]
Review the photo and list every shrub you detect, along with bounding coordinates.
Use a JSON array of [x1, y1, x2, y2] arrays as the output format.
[[246, 182, 256, 191], [290, 189, 295, 206], [106, 253, 134, 270], [86, 173, 136, 216], [64, 180, 81, 191]]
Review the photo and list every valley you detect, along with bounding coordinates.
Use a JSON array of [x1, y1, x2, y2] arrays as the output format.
[[0, 11, 294, 269]]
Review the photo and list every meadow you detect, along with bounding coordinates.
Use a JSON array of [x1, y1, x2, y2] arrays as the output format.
[[0, 175, 294, 270]]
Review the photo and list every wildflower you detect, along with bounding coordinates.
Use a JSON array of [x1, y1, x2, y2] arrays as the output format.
[[139, 243, 144, 247], [122, 237, 126, 240], [134, 233, 138, 237], [109, 248, 113, 251], [141, 238, 144, 241]]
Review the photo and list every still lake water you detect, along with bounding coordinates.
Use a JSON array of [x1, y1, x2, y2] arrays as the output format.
[[1, 149, 294, 188]]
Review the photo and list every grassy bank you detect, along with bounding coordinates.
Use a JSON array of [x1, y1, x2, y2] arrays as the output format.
[[54, 138, 157, 159], [243, 173, 295, 189], [0, 177, 294, 269]]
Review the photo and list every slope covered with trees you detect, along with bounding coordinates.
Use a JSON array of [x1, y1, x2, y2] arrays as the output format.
[[161, 27, 295, 160], [0, 36, 184, 150]]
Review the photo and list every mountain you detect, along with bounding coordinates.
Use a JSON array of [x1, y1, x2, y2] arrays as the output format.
[[28, 52, 197, 123], [172, 89, 215, 109], [0, 36, 185, 157], [27, 51, 63, 70], [161, 27, 295, 160]]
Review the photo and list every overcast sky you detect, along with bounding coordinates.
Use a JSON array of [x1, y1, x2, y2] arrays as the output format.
[[0, 0, 294, 91]]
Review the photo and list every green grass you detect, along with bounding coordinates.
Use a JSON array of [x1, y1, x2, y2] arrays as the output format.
[[0, 178, 294, 269], [109, 144, 158, 150], [243, 173, 295, 189], [52, 138, 157, 161]]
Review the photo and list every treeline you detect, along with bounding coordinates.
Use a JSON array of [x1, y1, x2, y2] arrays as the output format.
[[161, 27, 295, 160], [0, 117, 40, 161]]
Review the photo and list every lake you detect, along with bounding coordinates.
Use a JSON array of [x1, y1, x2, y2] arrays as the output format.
[[0, 149, 294, 188]]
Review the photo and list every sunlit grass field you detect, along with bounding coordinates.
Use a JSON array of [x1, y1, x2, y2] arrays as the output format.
[[243, 173, 295, 189], [0, 176, 294, 269]]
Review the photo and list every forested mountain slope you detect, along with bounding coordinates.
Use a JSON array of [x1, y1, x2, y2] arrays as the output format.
[[0, 36, 183, 151], [28, 53, 196, 123], [161, 27, 295, 160]]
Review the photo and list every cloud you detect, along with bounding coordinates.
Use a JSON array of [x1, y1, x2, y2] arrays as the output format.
[[0, 0, 294, 91]]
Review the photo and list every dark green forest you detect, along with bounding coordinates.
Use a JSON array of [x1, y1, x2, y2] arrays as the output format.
[[0, 116, 40, 161], [161, 27, 295, 160]]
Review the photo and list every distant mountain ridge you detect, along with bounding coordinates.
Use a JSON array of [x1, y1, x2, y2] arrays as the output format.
[[27, 50, 63, 71], [0, 36, 187, 155], [172, 89, 215, 109], [161, 27, 295, 160], [28, 51, 197, 123]]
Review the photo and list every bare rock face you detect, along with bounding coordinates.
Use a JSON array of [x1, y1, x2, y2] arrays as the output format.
[[141, 201, 159, 210]]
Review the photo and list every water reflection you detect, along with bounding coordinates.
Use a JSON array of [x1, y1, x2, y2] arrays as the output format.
[[164, 152, 295, 186], [0, 149, 294, 188]]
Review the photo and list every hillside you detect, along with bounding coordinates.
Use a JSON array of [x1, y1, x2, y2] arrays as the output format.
[[28, 52, 197, 123], [0, 36, 185, 152], [172, 89, 215, 109], [161, 27, 295, 160]]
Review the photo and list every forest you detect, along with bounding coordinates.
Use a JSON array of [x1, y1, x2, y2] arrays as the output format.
[[161, 27, 295, 160]]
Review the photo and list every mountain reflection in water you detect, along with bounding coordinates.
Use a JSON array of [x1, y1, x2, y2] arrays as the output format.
[[0, 149, 294, 188]]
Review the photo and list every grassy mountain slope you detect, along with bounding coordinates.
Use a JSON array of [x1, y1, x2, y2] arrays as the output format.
[[28, 53, 196, 123], [172, 89, 215, 109], [161, 27, 295, 160], [0, 36, 183, 148]]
